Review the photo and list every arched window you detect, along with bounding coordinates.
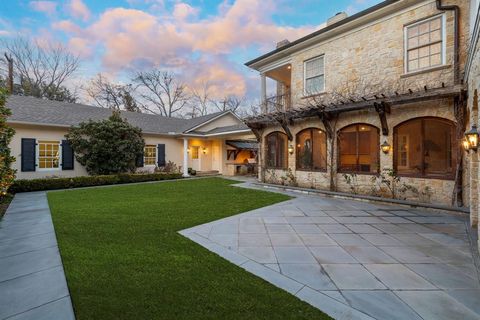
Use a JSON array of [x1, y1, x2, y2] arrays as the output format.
[[265, 131, 288, 169], [394, 117, 456, 179], [338, 124, 379, 174], [296, 128, 327, 171]]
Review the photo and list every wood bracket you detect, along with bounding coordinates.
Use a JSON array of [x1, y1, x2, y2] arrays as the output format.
[[374, 101, 391, 136], [227, 149, 242, 161]]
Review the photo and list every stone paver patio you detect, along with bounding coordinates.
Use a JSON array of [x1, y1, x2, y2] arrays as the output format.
[[181, 184, 480, 320]]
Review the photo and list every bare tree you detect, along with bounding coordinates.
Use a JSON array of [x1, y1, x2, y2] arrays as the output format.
[[188, 82, 211, 118], [0, 37, 80, 101], [133, 70, 189, 117], [212, 95, 243, 113], [85, 74, 140, 112]]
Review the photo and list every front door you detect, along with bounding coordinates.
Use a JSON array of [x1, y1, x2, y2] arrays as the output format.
[[191, 146, 201, 171]]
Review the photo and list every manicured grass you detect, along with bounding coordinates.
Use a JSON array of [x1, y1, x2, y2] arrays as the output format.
[[48, 178, 331, 320]]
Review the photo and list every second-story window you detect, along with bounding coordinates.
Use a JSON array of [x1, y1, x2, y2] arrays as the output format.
[[405, 15, 444, 73], [304, 56, 324, 95]]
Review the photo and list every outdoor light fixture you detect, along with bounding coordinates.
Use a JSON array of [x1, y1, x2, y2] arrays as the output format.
[[288, 144, 294, 155], [463, 139, 471, 152], [380, 140, 391, 154], [187, 148, 190, 153], [202, 147, 207, 154], [465, 124, 479, 152]]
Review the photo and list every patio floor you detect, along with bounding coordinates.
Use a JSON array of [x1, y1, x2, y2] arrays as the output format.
[[180, 183, 480, 320]]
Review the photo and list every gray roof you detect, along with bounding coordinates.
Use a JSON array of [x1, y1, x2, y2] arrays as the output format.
[[226, 140, 258, 150], [6, 95, 234, 135]]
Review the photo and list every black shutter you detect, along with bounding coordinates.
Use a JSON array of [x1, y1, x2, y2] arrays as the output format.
[[157, 144, 166, 167], [136, 152, 144, 167], [21, 138, 36, 172], [61, 140, 74, 170]]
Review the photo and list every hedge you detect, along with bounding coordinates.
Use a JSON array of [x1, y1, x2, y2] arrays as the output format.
[[10, 172, 183, 193]]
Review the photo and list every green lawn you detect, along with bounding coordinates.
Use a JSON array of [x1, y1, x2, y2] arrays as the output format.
[[48, 178, 330, 320]]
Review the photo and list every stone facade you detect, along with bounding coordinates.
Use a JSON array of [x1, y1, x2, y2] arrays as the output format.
[[251, 0, 472, 207]]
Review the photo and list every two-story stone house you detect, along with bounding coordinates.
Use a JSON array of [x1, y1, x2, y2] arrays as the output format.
[[245, 0, 472, 210]]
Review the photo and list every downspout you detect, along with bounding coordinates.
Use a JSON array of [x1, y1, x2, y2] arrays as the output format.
[[436, 0, 460, 84]]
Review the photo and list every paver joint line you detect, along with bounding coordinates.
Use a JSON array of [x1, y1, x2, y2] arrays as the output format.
[[181, 181, 480, 320]]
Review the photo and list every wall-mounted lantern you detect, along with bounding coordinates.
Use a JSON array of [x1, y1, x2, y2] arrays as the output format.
[[465, 125, 479, 152], [187, 147, 190, 153], [202, 147, 207, 154], [462, 139, 471, 152], [288, 144, 294, 155], [380, 140, 391, 154]]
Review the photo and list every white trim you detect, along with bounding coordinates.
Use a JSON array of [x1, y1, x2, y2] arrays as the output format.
[[36, 139, 62, 172], [303, 55, 325, 96], [181, 128, 252, 138], [403, 13, 446, 74], [465, 2, 480, 80], [183, 111, 244, 133]]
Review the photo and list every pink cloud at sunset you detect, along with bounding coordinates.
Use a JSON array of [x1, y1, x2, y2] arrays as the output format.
[[53, 0, 318, 98]]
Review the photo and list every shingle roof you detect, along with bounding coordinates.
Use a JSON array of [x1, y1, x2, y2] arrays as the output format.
[[226, 140, 258, 150], [6, 95, 230, 135]]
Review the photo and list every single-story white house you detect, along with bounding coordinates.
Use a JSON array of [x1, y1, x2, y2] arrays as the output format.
[[6, 96, 258, 179]]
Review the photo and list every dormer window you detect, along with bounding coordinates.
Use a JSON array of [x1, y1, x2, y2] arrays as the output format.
[[404, 15, 445, 73], [304, 55, 325, 95]]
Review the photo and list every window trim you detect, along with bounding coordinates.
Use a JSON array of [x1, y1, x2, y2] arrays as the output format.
[[337, 123, 380, 175], [403, 13, 446, 74], [143, 144, 157, 167], [36, 139, 62, 172], [393, 117, 456, 180], [265, 131, 288, 169], [303, 55, 325, 96], [295, 128, 327, 172]]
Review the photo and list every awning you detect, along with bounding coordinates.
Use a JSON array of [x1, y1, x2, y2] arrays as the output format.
[[226, 140, 258, 150]]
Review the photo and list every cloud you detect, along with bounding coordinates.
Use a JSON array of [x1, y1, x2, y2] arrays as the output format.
[[29, 1, 57, 15], [67, 0, 91, 22], [54, 0, 317, 99]]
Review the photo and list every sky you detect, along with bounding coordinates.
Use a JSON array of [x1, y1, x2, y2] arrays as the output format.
[[0, 0, 383, 104]]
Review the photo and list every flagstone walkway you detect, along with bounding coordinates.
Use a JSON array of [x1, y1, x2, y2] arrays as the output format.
[[0, 192, 75, 320], [180, 184, 480, 320]]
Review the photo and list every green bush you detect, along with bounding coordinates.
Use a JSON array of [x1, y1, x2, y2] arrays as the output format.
[[10, 172, 182, 193]]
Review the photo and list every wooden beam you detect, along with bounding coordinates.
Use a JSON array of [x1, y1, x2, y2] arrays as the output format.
[[374, 102, 390, 136], [317, 111, 333, 139], [274, 116, 293, 141]]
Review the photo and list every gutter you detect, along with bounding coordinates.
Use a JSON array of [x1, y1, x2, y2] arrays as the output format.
[[436, 0, 460, 84]]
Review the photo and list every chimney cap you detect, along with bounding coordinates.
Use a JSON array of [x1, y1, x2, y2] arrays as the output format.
[[327, 11, 348, 26], [276, 39, 290, 49]]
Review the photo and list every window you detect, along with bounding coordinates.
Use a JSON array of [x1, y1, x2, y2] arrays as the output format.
[[405, 15, 444, 72], [394, 118, 456, 178], [304, 56, 325, 94], [296, 128, 327, 171], [266, 132, 288, 169], [38, 140, 60, 170], [144, 145, 157, 166], [191, 146, 199, 159], [338, 124, 379, 174]]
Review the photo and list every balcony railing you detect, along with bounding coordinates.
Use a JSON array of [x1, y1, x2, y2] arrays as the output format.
[[264, 90, 291, 113]]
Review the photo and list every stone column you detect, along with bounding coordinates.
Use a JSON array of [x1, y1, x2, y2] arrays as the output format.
[[261, 73, 267, 114], [469, 152, 478, 227], [183, 138, 189, 177]]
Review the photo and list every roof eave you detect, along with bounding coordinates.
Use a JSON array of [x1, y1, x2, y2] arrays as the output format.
[[245, 0, 402, 70]]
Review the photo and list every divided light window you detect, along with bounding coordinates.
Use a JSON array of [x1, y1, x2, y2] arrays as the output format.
[[38, 140, 60, 169], [144, 145, 157, 166], [296, 128, 327, 171], [304, 56, 325, 95], [405, 15, 444, 72]]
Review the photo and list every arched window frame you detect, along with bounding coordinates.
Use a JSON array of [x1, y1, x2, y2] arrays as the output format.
[[265, 131, 288, 169], [393, 117, 457, 180], [295, 128, 327, 172], [337, 123, 380, 174]]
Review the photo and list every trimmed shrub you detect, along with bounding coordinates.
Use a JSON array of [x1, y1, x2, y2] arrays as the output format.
[[10, 172, 182, 193]]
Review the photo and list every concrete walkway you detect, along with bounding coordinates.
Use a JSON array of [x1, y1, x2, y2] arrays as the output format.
[[181, 183, 480, 320], [0, 192, 75, 320]]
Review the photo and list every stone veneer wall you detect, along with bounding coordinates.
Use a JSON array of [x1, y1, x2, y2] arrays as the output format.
[[260, 98, 462, 206]]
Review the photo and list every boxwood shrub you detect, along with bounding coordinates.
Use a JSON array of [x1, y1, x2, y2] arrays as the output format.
[[10, 172, 183, 193]]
